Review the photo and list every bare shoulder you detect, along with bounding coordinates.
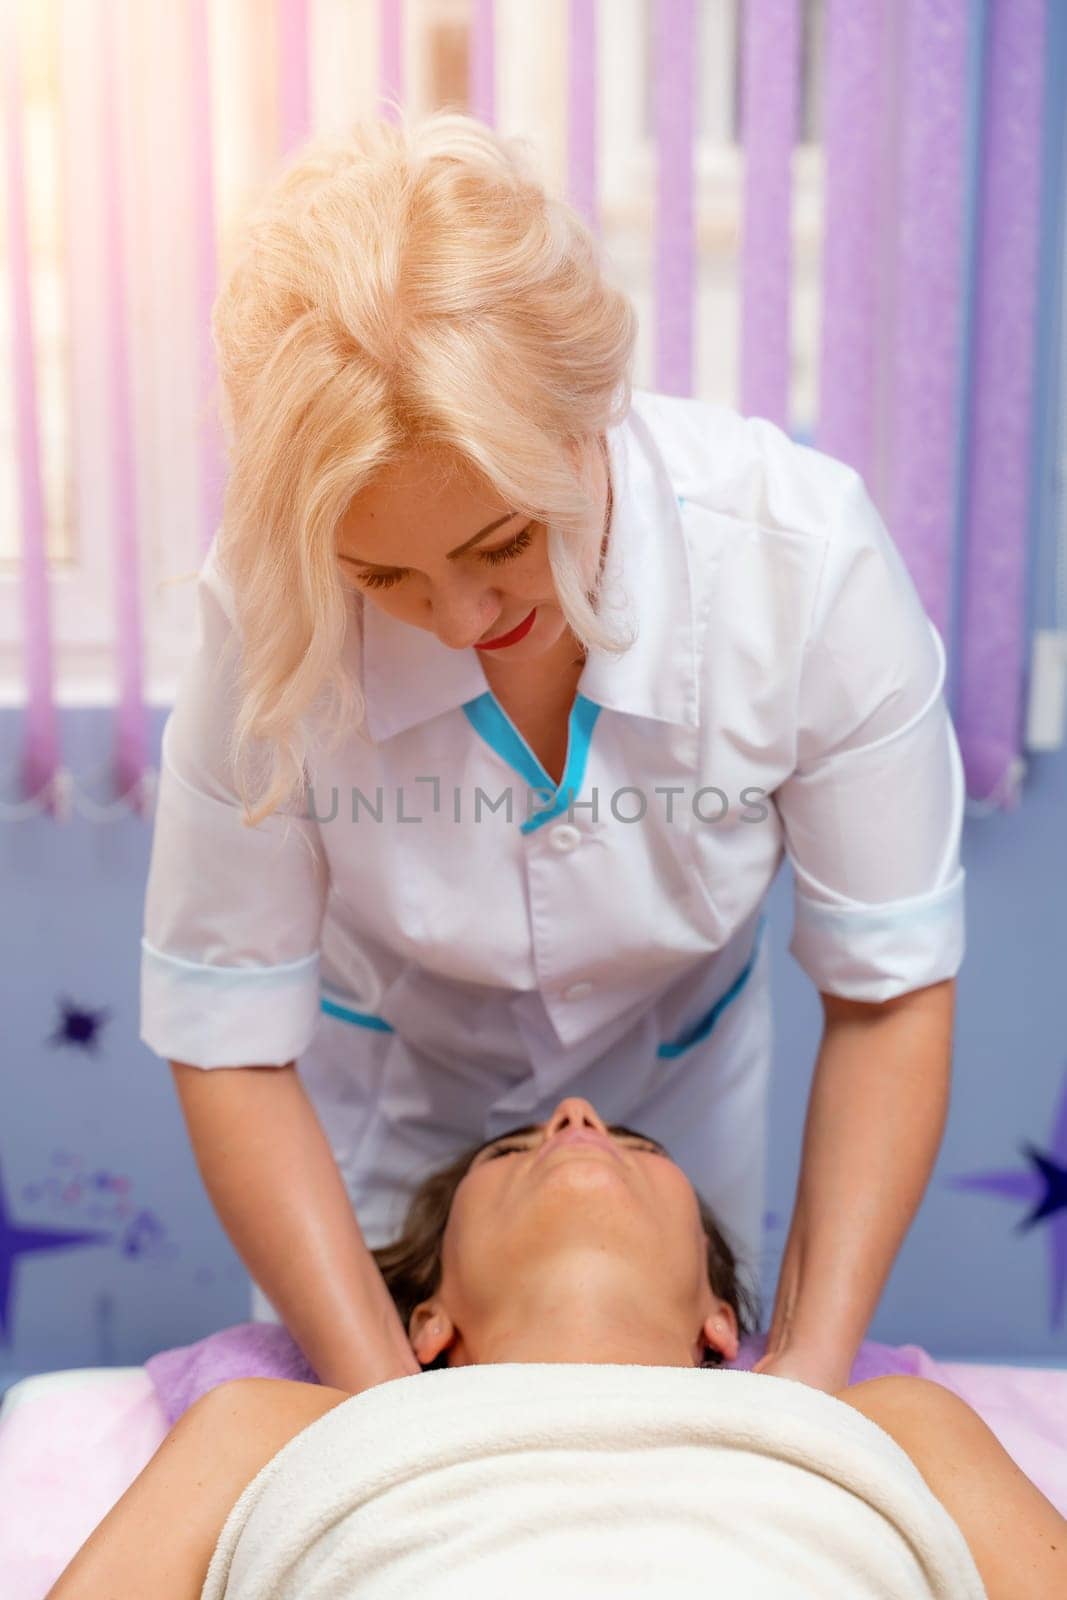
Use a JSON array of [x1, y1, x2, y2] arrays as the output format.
[[834, 1372, 965, 1429], [833, 1374, 984, 1485], [835, 1371, 1027, 1474], [835, 1374, 1067, 1600], [165, 1378, 354, 1519], [43, 1379, 355, 1598], [194, 1375, 354, 1411], [188, 1376, 353, 1442]]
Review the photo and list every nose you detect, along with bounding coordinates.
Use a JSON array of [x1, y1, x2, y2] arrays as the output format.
[[428, 580, 502, 651], [542, 1097, 609, 1140]]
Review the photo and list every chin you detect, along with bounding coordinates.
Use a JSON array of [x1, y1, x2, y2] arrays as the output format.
[[536, 1158, 633, 1200]]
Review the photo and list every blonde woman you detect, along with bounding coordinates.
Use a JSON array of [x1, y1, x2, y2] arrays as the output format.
[[46, 1099, 1064, 1597], [140, 109, 966, 1399]]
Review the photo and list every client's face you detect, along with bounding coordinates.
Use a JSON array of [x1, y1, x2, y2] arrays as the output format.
[[408, 1097, 740, 1371]]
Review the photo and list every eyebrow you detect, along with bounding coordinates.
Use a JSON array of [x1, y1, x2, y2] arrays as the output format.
[[339, 511, 520, 573], [470, 1123, 671, 1162]]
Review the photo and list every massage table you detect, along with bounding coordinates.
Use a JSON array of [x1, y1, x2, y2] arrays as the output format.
[[2, 1353, 1066, 1597]]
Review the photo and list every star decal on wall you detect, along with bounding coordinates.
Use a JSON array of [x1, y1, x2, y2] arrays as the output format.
[[0, 1156, 112, 1342], [46, 995, 113, 1055], [946, 1061, 1067, 1331]]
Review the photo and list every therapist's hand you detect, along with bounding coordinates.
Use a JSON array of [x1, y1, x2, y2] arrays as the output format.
[[751, 1346, 852, 1394]]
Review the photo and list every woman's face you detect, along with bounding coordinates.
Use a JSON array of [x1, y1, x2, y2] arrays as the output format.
[[411, 1096, 736, 1364], [336, 442, 609, 667]]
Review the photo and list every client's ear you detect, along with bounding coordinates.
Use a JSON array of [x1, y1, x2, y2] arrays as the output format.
[[408, 1300, 456, 1365], [701, 1303, 740, 1365]]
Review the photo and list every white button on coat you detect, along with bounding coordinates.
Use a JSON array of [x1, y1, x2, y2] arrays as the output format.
[[548, 824, 582, 852], [139, 388, 966, 1274], [562, 980, 594, 1001]]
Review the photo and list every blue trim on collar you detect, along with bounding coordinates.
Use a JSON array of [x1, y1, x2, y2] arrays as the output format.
[[461, 690, 602, 835], [461, 691, 548, 795]]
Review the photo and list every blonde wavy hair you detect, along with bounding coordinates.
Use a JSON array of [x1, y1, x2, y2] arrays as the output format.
[[210, 105, 639, 827]]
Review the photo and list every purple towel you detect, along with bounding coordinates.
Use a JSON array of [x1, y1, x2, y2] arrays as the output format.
[[144, 1322, 923, 1427]]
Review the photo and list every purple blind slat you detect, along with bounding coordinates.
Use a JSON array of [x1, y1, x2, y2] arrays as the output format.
[[885, 0, 969, 644], [957, 0, 1048, 805], [740, 0, 802, 428], [817, 0, 891, 488], [653, 0, 697, 397]]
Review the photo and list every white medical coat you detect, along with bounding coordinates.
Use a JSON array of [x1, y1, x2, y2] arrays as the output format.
[[140, 389, 966, 1287]]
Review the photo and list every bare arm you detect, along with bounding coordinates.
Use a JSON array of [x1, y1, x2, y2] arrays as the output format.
[[44, 1378, 347, 1600], [838, 1374, 1067, 1599], [170, 1060, 420, 1393], [760, 979, 954, 1389]]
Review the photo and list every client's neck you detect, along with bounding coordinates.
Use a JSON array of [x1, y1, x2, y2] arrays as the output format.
[[450, 1254, 703, 1370]]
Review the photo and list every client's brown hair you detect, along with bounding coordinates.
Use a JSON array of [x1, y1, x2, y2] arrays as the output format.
[[371, 1126, 762, 1370]]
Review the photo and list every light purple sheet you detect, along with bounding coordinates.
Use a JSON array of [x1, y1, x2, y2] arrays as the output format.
[[2, 1330, 1065, 1600], [142, 1322, 921, 1425]]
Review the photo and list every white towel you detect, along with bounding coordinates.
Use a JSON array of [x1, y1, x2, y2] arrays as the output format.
[[201, 1364, 987, 1599]]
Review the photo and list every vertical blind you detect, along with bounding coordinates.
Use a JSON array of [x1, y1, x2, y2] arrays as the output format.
[[1, 0, 1053, 817]]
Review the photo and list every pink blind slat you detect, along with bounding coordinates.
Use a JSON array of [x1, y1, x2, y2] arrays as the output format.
[[470, 0, 496, 127], [739, 0, 802, 428], [277, 0, 311, 156], [567, 0, 598, 232], [3, 4, 60, 809], [379, 0, 406, 119], [99, 0, 148, 807], [188, 0, 225, 556]]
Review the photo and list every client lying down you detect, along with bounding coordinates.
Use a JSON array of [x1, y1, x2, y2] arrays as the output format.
[[47, 1096, 1066, 1598]]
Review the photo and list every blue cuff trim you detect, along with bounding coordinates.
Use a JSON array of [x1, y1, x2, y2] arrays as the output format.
[[141, 939, 319, 983], [320, 997, 395, 1032]]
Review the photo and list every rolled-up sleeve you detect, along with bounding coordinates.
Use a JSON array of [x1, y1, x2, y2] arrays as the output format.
[[773, 469, 966, 1003], [140, 543, 329, 1067]]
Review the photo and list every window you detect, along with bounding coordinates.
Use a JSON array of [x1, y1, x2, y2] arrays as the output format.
[[1, 0, 826, 705]]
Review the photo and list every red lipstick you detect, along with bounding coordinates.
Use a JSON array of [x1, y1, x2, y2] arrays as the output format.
[[474, 607, 537, 650]]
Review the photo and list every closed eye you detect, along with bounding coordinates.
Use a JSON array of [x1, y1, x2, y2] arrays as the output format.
[[349, 523, 536, 590], [482, 1138, 534, 1161], [475, 1130, 667, 1165], [477, 523, 535, 567]]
